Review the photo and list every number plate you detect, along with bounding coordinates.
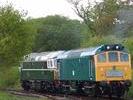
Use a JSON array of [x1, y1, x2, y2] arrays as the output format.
[[106, 70, 123, 77]]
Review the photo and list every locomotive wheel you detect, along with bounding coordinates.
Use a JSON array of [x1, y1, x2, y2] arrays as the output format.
[[59, 84, 70, 94], [76, 82, 84, 95], [93, 84, 102, 97], [112, 82, 125, 98], [106, 85, 112, 99], [34, 81, 42, 92], [22, 81, 30, 91], [116, 86, 125, 98]]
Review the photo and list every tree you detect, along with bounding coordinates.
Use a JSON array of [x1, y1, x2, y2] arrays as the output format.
[[68, 0, 119, 36], [0, 5, 35, 68], [32, 15, 81, 52]]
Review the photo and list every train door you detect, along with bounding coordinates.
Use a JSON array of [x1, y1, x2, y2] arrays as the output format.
[[88, 56, 94, 80], [47, 59, 57, 69]]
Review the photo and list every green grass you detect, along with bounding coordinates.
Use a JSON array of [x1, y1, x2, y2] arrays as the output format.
[[0, 91, 47, 100]]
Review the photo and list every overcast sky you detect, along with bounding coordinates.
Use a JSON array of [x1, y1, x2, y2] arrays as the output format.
[[0, 0, 84, 20]]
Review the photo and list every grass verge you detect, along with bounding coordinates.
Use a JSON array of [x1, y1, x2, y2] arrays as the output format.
[[0, 91, 47, 100]]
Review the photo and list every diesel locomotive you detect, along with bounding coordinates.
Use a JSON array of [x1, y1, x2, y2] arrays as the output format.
[[20, 44, 132, 97]]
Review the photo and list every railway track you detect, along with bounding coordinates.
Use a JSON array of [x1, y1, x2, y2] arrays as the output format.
[[6, 89, 127, 100]]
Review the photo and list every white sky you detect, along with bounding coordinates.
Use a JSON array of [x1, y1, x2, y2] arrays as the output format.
[[0, 0, 83, 20]]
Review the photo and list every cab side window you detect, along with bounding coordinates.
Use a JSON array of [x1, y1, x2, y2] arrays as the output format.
[[97, 53, 106, 62], [120, 53, 129, 62]]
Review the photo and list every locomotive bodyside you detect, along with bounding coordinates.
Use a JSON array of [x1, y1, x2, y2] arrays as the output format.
[[21, 61, 58, 80], [59, 56, 95, 81]]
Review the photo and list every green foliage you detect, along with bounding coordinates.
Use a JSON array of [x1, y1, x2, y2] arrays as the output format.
[[81, 34, 121, 48], [69, 0, 119, 36], [81, 36, 105, 48], [0, 5, 35, 68], [93, 0, 119, 35], [32, 15, 81, 52], [126, 28, 133, 37], [124, 37, 133, 63], [0, 67, 19, 89]]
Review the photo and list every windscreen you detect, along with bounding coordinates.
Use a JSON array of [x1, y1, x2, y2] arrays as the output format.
[[120, 53, 129, 62], [108, 52, 118, 62], [97, 53, 106, 62]]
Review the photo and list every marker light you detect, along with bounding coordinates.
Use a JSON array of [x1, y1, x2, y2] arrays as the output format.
[[116, 46, 119, 49], [107, 46, 110, 50]]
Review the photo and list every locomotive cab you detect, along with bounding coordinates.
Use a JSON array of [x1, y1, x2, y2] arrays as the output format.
[[94, 44, 131, 82]]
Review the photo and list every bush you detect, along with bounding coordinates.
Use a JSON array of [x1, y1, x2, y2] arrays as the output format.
[[124, 37, 133, 64], [0, 67, 20, 89]]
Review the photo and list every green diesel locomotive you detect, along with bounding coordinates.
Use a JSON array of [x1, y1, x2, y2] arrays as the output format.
[[20, 44, 132, 97]]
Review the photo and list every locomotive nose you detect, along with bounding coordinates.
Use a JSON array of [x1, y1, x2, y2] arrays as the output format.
[[95, 50, 131, 81]]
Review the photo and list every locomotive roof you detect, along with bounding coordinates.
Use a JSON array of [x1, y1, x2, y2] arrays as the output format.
[[23, 44, 126, 61], [57, 45, 103, 59], [24, 46, 102, 61], [57, 44, 127, 59], [24, 51, 65, 61]]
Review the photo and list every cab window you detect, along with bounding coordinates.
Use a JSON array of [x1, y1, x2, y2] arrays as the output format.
[[108, 52, 118, 62], [120, 53, 129, 62], [97, 53, 106, 62]]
